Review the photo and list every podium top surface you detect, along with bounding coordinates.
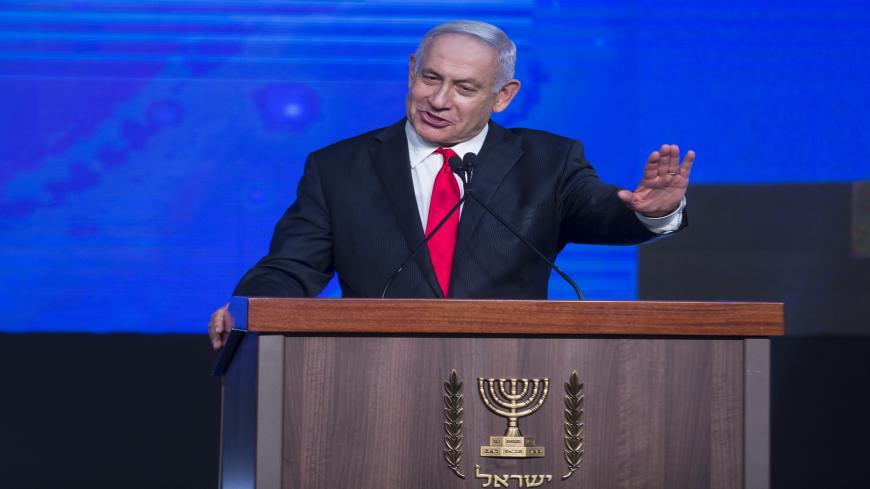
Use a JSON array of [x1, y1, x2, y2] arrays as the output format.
[[230, 297, 784, 337]]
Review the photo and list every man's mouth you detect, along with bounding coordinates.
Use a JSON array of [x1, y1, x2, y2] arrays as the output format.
[[419, 110, 451, 128]]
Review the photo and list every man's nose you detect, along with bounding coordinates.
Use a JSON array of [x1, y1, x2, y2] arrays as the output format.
[[429, 83, 452, 109]]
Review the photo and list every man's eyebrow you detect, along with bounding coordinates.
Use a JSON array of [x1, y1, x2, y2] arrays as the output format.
[[420, 68, 483, 88], [453, 77, 483, 88]]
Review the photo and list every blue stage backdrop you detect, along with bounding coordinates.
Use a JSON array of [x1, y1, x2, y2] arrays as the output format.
[[1, 1, 868, 332]]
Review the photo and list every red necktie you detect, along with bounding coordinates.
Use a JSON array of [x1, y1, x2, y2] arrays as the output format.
[[425, 147, 461, 297]]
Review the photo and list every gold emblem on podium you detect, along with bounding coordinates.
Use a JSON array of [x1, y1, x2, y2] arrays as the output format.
[[442, 371, 583, 484], [443, 370, 466, 478], [478, 377, 550, 458]]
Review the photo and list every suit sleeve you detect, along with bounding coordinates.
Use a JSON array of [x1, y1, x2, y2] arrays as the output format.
[[233, 153, 335, 297], [557, 140, 660, 245]]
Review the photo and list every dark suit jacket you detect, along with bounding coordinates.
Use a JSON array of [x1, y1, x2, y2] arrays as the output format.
[[234, 120, 674, 299]]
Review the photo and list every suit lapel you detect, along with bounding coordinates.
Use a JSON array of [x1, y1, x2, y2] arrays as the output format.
[[452, 122, 524, 272], [372, 121, 443, 297]]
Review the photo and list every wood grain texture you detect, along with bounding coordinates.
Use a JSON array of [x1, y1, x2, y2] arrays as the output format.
[[274, 336, 747, 489], [711, 341, 744, 489], [243, 298, 784, 336]]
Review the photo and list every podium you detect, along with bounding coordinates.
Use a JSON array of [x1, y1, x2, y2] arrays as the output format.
[[214, 298, 783, 489]]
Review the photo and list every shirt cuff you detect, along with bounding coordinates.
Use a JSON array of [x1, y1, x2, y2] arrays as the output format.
[[635, 197, 686, 234]]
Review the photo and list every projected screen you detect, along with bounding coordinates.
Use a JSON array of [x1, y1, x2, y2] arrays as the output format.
[[1, 1, 868, 332]]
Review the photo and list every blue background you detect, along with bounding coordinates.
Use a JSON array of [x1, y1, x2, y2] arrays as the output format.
[[1, 1, 868, 332]]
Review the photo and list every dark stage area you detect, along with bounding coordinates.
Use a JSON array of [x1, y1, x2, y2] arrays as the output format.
[[0, 334, 220, 488]]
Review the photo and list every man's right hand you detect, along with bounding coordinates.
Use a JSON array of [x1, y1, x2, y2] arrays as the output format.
[[208, 303, 232, 350]]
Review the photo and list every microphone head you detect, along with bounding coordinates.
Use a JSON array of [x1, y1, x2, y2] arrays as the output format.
[[461, 152, 477, 188], [462, 152, 477, 170], [448, 155, 464, 174]]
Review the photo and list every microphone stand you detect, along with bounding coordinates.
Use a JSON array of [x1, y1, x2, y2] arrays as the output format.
[[380, 194, 466, 299], [456, 152, 582, 301], [462, 190, 583, 301]]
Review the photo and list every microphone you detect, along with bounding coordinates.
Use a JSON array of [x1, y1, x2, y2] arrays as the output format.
[[380, 155, 466, 299], [450, 153, 473, 187], [456, 153, 584, 301]]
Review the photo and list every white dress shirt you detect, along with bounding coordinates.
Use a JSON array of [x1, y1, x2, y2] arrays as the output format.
[[404, 121, 683, 234]]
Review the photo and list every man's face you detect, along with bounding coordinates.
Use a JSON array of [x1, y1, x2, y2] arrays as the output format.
[[406, 33, 520, 147]]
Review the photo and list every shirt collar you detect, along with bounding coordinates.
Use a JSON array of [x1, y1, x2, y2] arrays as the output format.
[[405, 120, 489, 169]]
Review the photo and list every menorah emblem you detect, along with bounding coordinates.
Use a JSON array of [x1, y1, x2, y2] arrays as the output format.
[[478, 377, 550, 458]]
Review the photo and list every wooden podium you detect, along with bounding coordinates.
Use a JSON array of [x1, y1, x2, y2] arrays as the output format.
[[214, 298, 783, 489]]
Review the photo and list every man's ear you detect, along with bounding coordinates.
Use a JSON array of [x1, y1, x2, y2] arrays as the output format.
[[408, 55, 416, 87], [492, 79, 521, 113]]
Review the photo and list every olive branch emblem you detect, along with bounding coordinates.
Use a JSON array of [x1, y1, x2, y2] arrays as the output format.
[[562, 370, 585, 480], [443, 369, 466, 478]]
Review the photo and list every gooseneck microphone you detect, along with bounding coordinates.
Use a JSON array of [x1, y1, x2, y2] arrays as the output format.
[[380, 156, 466, 299], [449, 152, 474, 187], [456, 153, 584, 301]]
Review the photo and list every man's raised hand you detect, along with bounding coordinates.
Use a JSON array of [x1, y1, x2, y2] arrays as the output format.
[[617, 144, 695, 217]]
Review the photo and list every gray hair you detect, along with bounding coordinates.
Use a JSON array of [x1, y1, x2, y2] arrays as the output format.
[[413, 20, 517, 92]]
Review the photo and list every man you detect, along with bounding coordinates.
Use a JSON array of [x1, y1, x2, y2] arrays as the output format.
[[209, 20, 694, 349]]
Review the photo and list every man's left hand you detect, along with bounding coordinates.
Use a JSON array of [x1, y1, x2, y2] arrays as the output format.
[[617, 144, 695, 217]]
